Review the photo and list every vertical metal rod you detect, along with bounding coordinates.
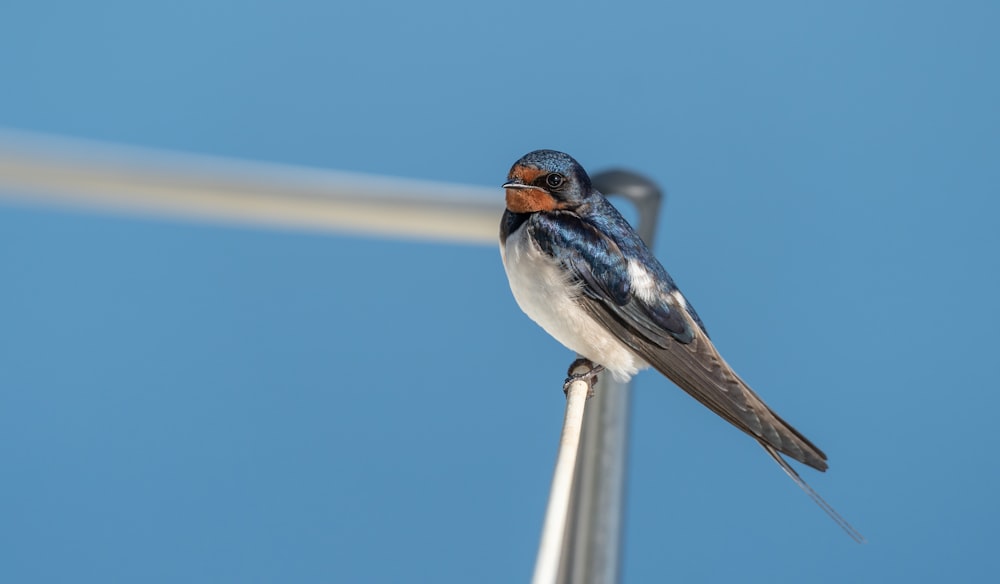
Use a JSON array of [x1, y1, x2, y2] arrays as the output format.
[[533, 363, 598, 584], [556, 170, 663, 584]]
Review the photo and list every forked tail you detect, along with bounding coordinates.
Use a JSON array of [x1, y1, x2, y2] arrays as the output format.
[[761, 443, 866, 543]]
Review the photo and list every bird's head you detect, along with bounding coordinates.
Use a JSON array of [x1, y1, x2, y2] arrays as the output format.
[[503, 150, 594, 214]]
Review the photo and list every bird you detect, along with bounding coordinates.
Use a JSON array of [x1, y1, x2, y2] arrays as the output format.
[[499, 149, 863, 541]]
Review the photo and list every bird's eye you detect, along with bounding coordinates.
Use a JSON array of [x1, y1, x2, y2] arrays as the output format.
[[545, 173, 565, 189]]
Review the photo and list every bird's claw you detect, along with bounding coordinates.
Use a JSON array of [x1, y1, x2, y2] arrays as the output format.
[[563, 358, 605, 398]]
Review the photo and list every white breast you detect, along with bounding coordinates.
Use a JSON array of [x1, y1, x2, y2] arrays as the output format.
[[501, 226, 646, 381]]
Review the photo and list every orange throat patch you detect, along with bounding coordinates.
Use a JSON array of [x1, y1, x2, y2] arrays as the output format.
[[505, 187, 559, 213]]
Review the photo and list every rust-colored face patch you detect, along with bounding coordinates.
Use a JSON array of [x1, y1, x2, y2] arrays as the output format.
[[505, 164, 562, 213], [508, 165, 545, 186], [505, 186, 559, 213]]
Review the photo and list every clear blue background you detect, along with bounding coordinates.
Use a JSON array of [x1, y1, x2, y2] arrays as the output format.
[[2, 1, 997, 582]]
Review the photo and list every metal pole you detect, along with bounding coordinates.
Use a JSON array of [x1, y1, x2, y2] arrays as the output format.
[[0, 129, 501, 244], [533, 362, 599, 584], [557, 170, 663, 584]]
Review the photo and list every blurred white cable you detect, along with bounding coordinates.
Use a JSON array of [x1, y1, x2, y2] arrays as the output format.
[[0, 128, 502, 244]]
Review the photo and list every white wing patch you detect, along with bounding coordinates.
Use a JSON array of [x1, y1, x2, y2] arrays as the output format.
[[627, 259, 658, 303], [671, 289, 688, 309]]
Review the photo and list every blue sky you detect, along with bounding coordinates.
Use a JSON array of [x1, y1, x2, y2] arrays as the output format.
[[1, 1, 998, 582]]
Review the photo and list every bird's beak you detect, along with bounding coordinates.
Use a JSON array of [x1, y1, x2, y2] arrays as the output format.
[[503, 181, 559, 213]]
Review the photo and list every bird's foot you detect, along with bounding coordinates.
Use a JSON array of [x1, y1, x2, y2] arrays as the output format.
[[563, 358, 605, 398]]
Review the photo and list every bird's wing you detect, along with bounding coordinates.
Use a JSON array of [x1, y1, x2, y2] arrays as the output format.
[[530, 210, 695, 344], [531, 211, 829, 471], [585, 297, 830, 471]]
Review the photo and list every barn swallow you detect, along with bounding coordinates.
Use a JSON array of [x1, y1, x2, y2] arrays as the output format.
[[499, 149, 863, 541]]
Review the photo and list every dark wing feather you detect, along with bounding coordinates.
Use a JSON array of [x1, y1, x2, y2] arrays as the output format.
[[528, 204, 864, 539], [531, 210, 693, 345], [577, 296, 829, 471], [531, 207, 829, 471], [526, 208, 827, 470]]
